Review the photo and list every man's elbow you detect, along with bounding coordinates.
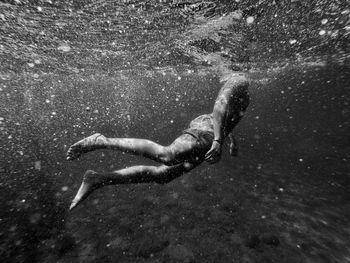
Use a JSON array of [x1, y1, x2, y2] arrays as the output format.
[[215, 96, 228, 108]]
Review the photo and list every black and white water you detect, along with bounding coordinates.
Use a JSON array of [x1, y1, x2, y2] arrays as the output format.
[[0, 1, 349, 262]]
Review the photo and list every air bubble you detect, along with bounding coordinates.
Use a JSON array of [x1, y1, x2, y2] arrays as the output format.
[[57, 43, 71, 52], [246, 16, 255, 24], [34, 161, 41, 170]]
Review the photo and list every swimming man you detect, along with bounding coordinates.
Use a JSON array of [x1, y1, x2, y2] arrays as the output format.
[[67, 73, 250, 211]]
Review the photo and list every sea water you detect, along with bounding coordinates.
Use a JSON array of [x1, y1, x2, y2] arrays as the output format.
[[0, 1, 349, 262]]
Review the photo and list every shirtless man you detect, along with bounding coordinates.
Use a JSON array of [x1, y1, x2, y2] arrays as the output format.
[[67, 73, 250, 211]]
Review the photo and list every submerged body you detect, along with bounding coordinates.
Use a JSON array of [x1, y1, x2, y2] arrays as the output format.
[[67, 73, 250, 210]]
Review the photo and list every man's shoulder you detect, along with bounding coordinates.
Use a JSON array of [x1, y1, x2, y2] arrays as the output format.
[[228, 72, 249, 84]]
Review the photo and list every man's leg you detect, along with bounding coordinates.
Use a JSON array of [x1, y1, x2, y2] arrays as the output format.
[[69, 162, 197, 211], [66, 133, 198, 165]]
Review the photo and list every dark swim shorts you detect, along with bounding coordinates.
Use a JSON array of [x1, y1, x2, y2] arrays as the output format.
[[183, 114, 214, 149], [183, 128, 214, 149]]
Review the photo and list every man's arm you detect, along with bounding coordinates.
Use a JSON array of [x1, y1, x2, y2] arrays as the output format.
[[205, 75, 249, 163], [212, 87, 232, 142], [204, 87, 232, 163]]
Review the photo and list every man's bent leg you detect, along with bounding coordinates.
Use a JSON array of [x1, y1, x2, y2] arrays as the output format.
[[69, 162, 197, 211]]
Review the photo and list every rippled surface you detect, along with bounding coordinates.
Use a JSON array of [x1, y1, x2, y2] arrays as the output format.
[[0, 1, 349, 262]]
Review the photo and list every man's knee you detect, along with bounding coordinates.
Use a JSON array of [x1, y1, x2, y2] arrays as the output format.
[[154, 163, 194, 185]]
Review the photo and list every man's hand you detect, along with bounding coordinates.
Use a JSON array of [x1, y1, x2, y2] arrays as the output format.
[[228, 133, 238, 156], [205, 141, 222, 164]]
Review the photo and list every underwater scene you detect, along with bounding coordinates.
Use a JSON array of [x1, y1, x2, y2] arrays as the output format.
[[0, 0, 349, 262]]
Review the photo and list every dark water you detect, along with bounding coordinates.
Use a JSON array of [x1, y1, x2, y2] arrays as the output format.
[[1, 1, 349, 262]]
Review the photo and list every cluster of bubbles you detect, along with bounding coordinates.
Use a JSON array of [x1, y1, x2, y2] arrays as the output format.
[[0, 0, 349, 76]]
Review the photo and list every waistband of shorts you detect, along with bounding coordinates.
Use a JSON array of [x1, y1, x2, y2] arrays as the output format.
[[183, 128, 214, 141]]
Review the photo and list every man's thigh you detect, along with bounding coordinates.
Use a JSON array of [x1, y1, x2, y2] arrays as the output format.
[[169, 133, 208, 164], [155, 161, 199, 184]]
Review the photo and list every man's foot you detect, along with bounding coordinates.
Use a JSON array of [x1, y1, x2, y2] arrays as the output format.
[[69, 170, 101, 211], [66, 133, 106, 160]]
